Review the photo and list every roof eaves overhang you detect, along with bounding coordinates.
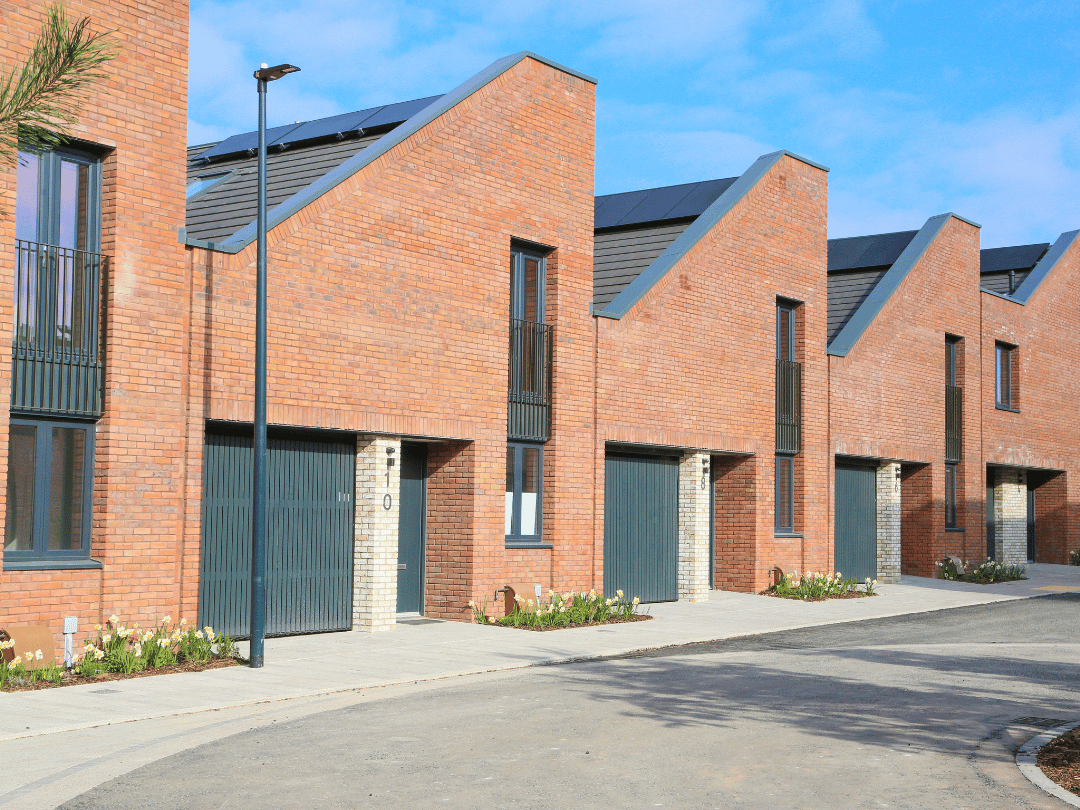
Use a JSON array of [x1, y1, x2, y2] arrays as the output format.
[[183, 51, 597, 253], [1006, 229, 1080, 305], [827, 212, 981, 357], [595, 150, 829, 320]]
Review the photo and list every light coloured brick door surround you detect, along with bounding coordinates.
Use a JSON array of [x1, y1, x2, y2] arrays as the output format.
[[353, 435, 402, 631], [876, 462, 901, 583], [678, 451, 711, 601], [994, 468, 1027, 565]]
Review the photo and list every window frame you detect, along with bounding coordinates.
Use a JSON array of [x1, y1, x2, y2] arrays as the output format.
[[17, 145, 102, 253], [945, 336, 960, 387], [186, 170, 234, 202], [4, 417, 95, 567], [944, 462, 958, 529], [774, 454, 796, 534], [505, 441, 544, 545], [995, 342, 1016, 410], [509, 245, 546, 325], [776, 301, 796, 362]]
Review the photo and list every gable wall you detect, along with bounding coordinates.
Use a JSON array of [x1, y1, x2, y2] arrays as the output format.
[[181, 57, 596, 618], [828, 217, 983, 574], [982, 239, 1080, 564], [595, 155, 830, 593]]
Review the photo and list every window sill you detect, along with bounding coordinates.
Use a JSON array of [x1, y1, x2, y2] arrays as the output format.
[[774, 532, 803, 539], [504, 542, 554, 550], [945, 527, 965, 533], [995, 405, 1020, 413], [4, 557, 103, 572]]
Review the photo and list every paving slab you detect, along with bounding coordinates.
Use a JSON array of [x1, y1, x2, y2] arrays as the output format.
[[1, 564, 1076, 744]]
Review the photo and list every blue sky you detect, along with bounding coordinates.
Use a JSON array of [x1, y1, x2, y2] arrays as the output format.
[[189, 0, 1080, 246]]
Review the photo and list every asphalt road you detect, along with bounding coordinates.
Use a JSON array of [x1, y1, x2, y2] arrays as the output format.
[[59, 595, 1080, 810]]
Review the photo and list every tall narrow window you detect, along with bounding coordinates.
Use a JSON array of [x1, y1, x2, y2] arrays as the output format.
[[505, 443, 543, 543], [945, 337, 958, 387], [995, 342, 1016, 410], [510, 247, 545, 324], [775, 455, 795, 533], [944, 463, 958, 528], [4, 418, 94, 563], [776, 302, 795, 361]]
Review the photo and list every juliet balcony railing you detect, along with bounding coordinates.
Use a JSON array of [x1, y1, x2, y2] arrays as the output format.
[[945, 384, 963, 462], [776, 358, 802, 454], [508, 318, 553, 441], [12, 240, 106, 416]]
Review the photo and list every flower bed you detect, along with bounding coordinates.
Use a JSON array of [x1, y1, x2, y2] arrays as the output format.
[[1038, 726, 1080, 798], [762, 571, 878, 601], [0, 615, 241, 692], [937, 558, 1028, 584], [470, 589, 650, 630]]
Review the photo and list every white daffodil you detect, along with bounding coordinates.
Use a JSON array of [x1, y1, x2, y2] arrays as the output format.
[[108, 614, 119, 625]]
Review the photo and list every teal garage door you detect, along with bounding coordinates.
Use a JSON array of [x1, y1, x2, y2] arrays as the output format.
[[834, 463, 877, 581], [200, 431, 354, 637], [604, 452, 679, 603]]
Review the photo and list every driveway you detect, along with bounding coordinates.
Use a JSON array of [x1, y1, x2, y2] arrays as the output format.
[[53, 593, 1080, 810]]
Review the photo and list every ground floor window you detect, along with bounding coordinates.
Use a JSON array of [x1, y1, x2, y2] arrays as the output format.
[[4, 417, 94, 562], [775, 454, 795, 533], [505, 442, 542, 542], [944, 462, 958, 528]]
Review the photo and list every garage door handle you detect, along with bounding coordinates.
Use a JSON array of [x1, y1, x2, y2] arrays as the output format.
[[398, 564, 406, 570]]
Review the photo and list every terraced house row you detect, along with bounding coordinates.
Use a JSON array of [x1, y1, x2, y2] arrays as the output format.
[[2, 0, 1078, 652]]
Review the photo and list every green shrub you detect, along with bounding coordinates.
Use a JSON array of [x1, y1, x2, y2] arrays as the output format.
[[1070, 550, 1080, 566], [937, 557, 1027, 584]]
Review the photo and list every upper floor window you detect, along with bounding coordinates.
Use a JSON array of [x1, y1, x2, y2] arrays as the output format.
[[16, 147, 101, 253], [510, 246, 545, 324], [945, 336, 961, 387], [995, 342, 1017, 410], [776, 301, 796, 361]]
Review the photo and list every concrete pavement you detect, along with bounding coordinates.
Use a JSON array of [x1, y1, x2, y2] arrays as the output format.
[[2, 565, 1077, 744], [53, 594, 1080, 809]]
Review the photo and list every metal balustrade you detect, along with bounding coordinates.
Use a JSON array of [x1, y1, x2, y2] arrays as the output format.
[[12, 240, 106, 416], [945, 384, 963, 462], [508, 318, 553, 441], [776, 359, 802, 454]]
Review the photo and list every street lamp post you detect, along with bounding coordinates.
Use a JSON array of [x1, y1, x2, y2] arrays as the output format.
[[251, 61, 299, 669]]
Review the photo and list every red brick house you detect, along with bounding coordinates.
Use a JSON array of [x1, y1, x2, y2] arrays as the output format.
[[2, 1, 1078, 656]]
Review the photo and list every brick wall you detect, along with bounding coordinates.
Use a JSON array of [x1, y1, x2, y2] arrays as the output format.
[[829, 216, 984, 575], [0, 0, 190, 656], [596, 154, 830, 593], [181, 57, 596, 620], [981, 237, 1080, 565], [712, 454, 758, 591]]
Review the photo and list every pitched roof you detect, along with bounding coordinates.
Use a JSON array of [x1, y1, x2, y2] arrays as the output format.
[[593, 151, 828, 319], [592, 178, 736, 307], [594, 178, 737, 231], [182, 51, 597, 252], [828, 230, 918, 272], [980, 243, 1050, 274]]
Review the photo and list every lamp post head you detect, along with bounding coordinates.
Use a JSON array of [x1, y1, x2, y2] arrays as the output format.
[[254, 63, 301, 82]]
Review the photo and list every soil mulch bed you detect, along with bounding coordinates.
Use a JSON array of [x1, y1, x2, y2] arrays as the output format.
[[759, 590, 876, 602], [2, 656, 244, 692], [949, 577, 1028, 585], [498, 614, 654, 631], [1038, 726, 1080, 798]]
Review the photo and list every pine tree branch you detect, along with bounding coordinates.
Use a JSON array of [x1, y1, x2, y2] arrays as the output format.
[[0, 3, 118, 167]]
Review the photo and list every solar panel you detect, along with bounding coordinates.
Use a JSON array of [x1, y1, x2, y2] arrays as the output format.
[[980, 243, 1049, 274], [594, 189, 651, 229], [279, 106, 386, 145], [666, 178, 736, 220], [828, 231, 918, 271], [196, 122, 305, 161], [359, 95, 442, 130], [616, 182, 698, 228]]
